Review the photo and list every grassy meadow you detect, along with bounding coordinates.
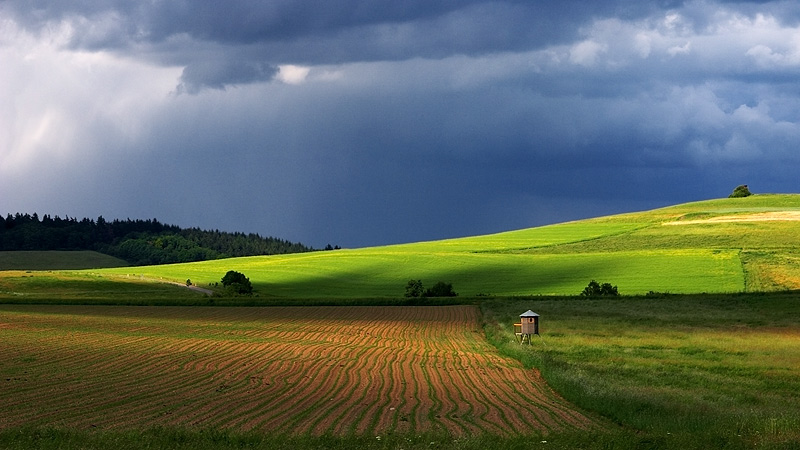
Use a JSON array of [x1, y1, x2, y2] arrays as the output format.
[[2, 194, 799, 301], [0, 271, 207, 304], [482, 293, 800, 448], [73, 193, 800, 299]]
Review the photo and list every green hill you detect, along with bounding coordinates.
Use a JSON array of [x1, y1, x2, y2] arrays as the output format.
[[90, 194, 800, 298]]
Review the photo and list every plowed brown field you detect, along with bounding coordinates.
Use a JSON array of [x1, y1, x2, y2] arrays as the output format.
[[0, 305, 600, 435]]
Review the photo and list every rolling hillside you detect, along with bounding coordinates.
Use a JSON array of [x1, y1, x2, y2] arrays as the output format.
[[87, 194, 800, 298]]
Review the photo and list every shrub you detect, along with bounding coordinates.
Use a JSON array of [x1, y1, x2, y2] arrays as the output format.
[[423, 281, 458, 297], [645, 290, 672, 298], [221, 270, 253, 295], [580, 280, 619, 297], [729, 184, 752, 198], [404, 279, 424, 298]]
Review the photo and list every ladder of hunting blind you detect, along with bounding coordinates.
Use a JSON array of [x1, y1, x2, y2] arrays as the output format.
[[514, 322, 535, 345]]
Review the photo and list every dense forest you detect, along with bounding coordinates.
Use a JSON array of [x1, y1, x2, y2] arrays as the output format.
[[0, 213, 315, 266]]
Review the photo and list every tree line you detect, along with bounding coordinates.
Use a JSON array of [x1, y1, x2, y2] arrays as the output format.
[[0, 213, 314, 266]]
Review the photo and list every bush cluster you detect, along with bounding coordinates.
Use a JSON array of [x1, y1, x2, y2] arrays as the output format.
[[404, 280, 458, 298], [580, 280, 619, 297]]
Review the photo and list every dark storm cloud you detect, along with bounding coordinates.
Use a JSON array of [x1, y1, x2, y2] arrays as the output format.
[[176, 60, 279, 94], [3, 1, 686, 59], [1, 0, 726, 93], [1, 1, 667, 92], [4, 0, 800, 247], [107, 53, 798, 245]]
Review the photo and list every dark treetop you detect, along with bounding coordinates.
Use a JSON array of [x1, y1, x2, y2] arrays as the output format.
[[0, 213, 313, 266]]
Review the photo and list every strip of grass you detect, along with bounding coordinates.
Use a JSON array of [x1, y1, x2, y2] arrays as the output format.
[[0, 271, 204, 304], [527, 219, 800, 255], [0, 251, 128, 270], [0, 426, 770, 450], [481, 293, 800, 448], [742, 250, 800, 291], [0, 416, 781, 449]]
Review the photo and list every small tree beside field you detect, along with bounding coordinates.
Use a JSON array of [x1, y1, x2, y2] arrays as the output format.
[[221, 270, 253, 295]]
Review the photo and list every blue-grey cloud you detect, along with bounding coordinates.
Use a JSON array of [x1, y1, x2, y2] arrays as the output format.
[[176, 60, 279, 94], [3, 0, 800, 247], [0, 1, 688, 63]]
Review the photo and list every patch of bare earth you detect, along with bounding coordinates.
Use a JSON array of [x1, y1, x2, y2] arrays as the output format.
[[0, 305, 602, 435], [664, 211, 800, 225]]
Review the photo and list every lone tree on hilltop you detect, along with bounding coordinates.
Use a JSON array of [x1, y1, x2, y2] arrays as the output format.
[[221, 270, 253, 295], [580, 280, 619, 297], [729, 184, 752, 198]]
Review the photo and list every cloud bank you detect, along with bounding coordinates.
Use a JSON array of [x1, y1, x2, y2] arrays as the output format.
[[2, 1, 800, 247]]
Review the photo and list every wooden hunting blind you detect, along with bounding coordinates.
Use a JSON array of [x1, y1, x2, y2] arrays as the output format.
[[515, 310, 540, 344]]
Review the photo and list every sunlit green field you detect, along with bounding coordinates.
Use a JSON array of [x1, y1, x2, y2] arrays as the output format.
[[2, 194, 800, 300], [91, 249, 741, 299], [77, 194, 800, 298]]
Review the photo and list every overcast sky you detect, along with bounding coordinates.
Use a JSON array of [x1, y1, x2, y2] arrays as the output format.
[[2, 1, 800, 248]]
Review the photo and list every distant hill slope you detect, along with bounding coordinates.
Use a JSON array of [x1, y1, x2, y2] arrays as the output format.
[[0, 251, 129, 271], [93, 194, 800, 298], [0, 214, 313, 265]]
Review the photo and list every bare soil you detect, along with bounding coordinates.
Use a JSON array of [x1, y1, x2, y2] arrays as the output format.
[[0, 305, 602, 435]]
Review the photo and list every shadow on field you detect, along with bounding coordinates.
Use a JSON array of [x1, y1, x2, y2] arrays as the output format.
[[247, 256, 616, 300]]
